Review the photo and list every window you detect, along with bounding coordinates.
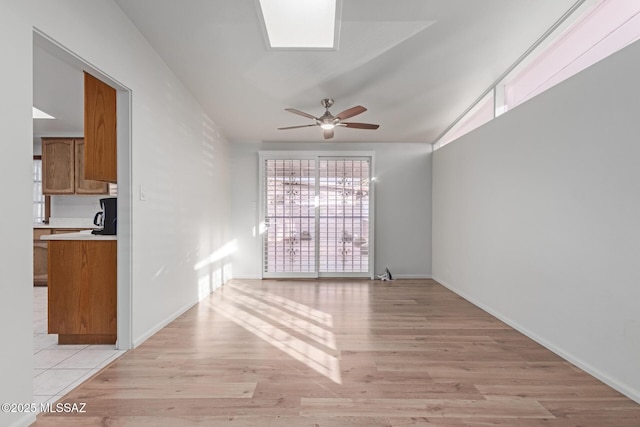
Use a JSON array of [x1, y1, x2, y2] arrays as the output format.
[[503, 0, 640, 111], [263, 158, 317, 274], [260, 152, 374, 278], [436, 0, 640, 148], [33, 157, 47, 224], [318, 159, 370, 274], [439, 91, 494, 147]]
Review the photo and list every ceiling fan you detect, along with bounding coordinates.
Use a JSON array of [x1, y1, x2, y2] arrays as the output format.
[[278, 98, 380, 140]]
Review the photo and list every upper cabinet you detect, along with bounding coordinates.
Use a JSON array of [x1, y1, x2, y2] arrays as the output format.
[[84, 72, 117, 183], [42, 138, 109, 195], [42, 138, 74, 195], [75, 140, 110, 194]]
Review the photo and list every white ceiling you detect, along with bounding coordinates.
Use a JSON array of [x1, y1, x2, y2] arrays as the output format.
[[33, 43, 84, 138], [34, 0, 580, 143]]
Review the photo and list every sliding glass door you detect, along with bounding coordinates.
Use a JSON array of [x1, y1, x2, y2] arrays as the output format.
[[318, 158, 370, 274], [262, 158, 317, 276], [260, 153, 374, 278]]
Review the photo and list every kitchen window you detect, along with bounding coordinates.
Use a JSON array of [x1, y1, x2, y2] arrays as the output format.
[[33, 156, 49, 224]]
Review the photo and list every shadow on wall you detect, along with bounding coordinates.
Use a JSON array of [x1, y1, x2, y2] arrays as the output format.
[[194, 239, 237, 299]]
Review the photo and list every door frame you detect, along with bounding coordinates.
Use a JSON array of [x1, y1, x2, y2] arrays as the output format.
[[34, 30, 133, 350], [258, 151, 376, 280]]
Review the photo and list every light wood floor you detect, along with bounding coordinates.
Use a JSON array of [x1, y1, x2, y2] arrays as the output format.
[[33, 279, 640, 426]]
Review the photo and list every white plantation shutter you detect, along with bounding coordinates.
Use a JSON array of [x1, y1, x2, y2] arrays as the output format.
[[263, 159, 317, 274], [261, 153, 373, 278], [318, 159, 370, 273]]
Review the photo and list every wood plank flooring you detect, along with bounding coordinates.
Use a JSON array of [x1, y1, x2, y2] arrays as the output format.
[[32, 279, 640, 426]]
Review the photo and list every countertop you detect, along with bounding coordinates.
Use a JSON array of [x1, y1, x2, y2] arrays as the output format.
[[41, 230, 117, 241], [33, 224, 96, 229]]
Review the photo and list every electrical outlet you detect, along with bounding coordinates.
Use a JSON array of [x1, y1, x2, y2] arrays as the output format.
[[139, 185, 146, 201]]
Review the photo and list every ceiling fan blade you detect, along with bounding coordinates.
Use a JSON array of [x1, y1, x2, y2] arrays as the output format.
[[323, 129, 334, 139], [285, 108, 318, 120], [278, 124, 317, 130], [335, 105, 367, 120], [342, 122, 380, 130]]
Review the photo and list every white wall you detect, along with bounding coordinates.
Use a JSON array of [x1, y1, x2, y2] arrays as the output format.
[[30, 0, 231, 342], [230, 141, 432, 279], [1, 2, 231, 425], [0, 2, 35, 427], [432, 40, 640, 402], [51, 196, 104, 220]]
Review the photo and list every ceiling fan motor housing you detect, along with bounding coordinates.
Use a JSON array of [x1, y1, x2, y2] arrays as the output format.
[[318, 110, 338, 128], [321, 98, 334, 109]]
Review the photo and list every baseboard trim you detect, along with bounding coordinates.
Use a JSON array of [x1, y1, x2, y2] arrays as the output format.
[[432, 276, 640, 404], [7, 412, 35, 427], [132, 281, 227, 348], [132, 300, 196, 348], [232, 275, 434, 280], [391, 274, 432, 279]]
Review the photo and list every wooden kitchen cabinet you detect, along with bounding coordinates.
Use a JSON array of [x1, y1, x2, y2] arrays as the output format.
[[84, 72, 117, 183], [33, 228, 92, 286], [75, 140, 110, 194], [33, 228, 51, 286], [48, 239, 117, 344], [42, 138, 74, 195], [42, 138, 109, 195]]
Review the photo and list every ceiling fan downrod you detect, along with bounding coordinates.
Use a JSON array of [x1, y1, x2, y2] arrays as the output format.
[[321, 98, 334, 109]]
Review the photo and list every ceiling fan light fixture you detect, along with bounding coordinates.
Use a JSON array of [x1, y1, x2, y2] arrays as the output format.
[[320, 123, 335, 130]]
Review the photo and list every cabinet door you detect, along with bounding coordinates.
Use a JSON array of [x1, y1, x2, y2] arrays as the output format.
[[48, 240, 117, 336], [42, 138, 74, 195], [33, 229, 51, 286], [33, 242, 48, 285], [74, 139, 109, 194], [84, 72, 117, 183]]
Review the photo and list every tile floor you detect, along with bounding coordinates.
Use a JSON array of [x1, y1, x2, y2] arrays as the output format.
[[33, 287, 125, 408]]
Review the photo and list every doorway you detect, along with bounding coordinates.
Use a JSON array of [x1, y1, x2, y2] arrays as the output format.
[[32, 30, 133, 350], [260, 152, 375, 279]]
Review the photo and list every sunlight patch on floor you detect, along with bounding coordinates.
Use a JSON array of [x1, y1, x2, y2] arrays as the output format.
[[211, 282, 342, 384], [229, 281, 334, 327]]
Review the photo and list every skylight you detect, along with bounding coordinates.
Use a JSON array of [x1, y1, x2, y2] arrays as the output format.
[[33, 107, 55, 119], [258, 0, 337, 49]]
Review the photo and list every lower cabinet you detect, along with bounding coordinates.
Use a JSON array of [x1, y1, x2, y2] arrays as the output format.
[[33, 228, 89, 286], [48, 240, 117, 344], [33, 229, 51, 286]]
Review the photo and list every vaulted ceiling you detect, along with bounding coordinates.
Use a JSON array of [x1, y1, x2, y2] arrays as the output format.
[[35, 0, 580, 143]]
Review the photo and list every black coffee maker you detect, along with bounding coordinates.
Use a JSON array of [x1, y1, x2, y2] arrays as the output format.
[[92, 197, 117, 235]]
